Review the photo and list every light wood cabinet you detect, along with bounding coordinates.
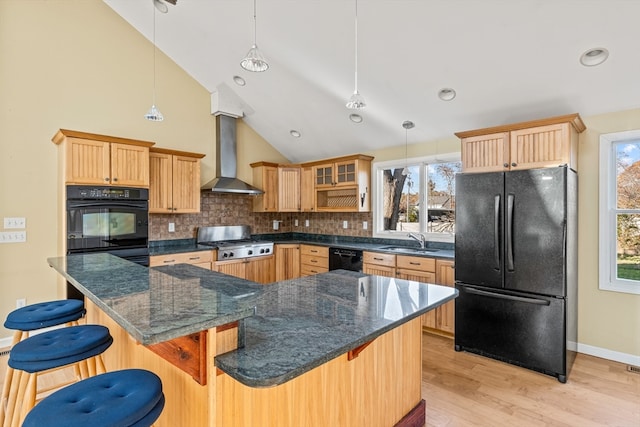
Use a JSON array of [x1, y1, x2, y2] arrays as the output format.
[[251, 162, 278, 212], [149, 148, 204, 214], [213, 256, 275, 284], [362, 252, 396, 277], [307, 154, 373, 212], [275, 244, 301, 281], [300, 166, 315, 212], [435, 259, 455, 334], [456, 113, 585, 173], [300, 245, 329, 276], [149, 250, 214, 270], [278, 166, 301, 212], [52, 129, 154, 187]]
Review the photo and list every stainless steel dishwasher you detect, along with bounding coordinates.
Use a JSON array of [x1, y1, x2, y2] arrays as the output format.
[[328, 248, 363, 272]]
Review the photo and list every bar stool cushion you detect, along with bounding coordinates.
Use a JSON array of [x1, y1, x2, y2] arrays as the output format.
[[8, 325, 112, 373], [22, 369, 165, 427], [4, 299, 84, 331]]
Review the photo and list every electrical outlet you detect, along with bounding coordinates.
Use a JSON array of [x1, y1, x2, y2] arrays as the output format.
[[343, 221, 348, 229], [4, 217, 26, 229], [294, 219, 299, 227], [168, 223, 175, 232], [0, 231, 26, 243], [363, 221, 368, 230], [305, 219, 309, 227], [16, 298, 26, 309]]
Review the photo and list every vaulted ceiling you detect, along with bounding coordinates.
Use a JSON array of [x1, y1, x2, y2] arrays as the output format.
[[104, 0, 640, 163]]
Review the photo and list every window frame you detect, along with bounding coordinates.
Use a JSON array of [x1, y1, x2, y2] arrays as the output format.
[[372, 152, 460, 243], [599, 130, 640, 295]]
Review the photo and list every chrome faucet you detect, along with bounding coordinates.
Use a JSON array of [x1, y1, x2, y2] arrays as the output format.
[[407, 233, 426, 249]]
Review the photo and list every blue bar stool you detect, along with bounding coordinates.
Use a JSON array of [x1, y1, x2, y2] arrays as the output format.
[[22, 369, 165, 427], [1, 300, 85, 426], [3, 324, 112, 427]]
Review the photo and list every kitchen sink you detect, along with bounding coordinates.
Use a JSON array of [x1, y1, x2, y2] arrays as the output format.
[[380, 246, 438, 254]]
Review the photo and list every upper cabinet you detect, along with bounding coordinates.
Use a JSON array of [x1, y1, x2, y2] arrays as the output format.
[[149, 147, 205, 214], [455, 113, 585, 173], [251, 162, 279, 212], [251, 154, 373, 213], [308, 154, 373, 212], [52, 129, 154, 187]]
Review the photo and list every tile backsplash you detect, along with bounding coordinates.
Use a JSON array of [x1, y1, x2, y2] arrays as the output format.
[[150, 193, 373, 241]]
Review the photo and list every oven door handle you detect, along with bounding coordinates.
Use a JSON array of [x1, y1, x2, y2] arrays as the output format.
[[67, 201, 147, 209]]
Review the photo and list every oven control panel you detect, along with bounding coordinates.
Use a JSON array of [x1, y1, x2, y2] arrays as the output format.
[[67, 185, 149, 201]]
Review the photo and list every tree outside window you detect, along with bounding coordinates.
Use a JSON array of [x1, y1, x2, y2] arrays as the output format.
[[615, 141, 640, 281]]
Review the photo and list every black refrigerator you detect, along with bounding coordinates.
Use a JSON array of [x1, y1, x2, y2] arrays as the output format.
[[454, 166, 577, 383]]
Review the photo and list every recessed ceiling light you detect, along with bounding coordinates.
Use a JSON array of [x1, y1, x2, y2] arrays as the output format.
[[580, 48, 609, 67], [438, 88, 456, 101], [290, 130, 301, 138], [233, 75, 246, 86], [349, 113, 363, 123]]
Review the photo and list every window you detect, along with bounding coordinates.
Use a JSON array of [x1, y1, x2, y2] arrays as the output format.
[[373, 154, 461, 242], [599, 130, 640, 294]]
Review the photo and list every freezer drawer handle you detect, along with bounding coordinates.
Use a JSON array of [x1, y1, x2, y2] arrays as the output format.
[[465, 287, 550, 306]]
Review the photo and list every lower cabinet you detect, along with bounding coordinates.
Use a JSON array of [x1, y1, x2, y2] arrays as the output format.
[[363, 251, 454, 336], [213, 256, 276, 284], [275, 244, 301, 281], [149, 250, 214, 270], [300, 245, 328, 276]]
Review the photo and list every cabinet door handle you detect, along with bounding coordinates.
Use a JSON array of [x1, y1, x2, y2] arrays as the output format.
[[112, 177, 118, 182], [511, 162, 517, 167], [104, 177, 110, 182], [503, 163, 509, 168]]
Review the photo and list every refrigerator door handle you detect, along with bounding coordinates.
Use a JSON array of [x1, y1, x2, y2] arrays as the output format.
[[506, 193, 515, 271], [465, 287, 551, 306], [494, 195, 501, 270]]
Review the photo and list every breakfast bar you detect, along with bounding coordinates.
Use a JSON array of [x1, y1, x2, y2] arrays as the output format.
[[47, 253, 457, 427]]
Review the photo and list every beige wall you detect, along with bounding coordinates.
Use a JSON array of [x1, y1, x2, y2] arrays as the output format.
[[0, 0, 284, 338], [0, 1, 637, 361]]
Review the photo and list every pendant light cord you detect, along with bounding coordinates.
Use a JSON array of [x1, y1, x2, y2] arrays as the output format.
[[354, 0, 359, 93], [152, 6, 157, 105], [253, 0, 258, 46]]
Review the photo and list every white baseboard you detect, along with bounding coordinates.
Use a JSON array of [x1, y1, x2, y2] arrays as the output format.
[[0, 336, 12, 350], [0, 324, 66, 350], [577, 342, 640, 367]]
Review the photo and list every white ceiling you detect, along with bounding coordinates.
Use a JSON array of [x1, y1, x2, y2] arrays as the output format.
[[104, 0, 640, 163]]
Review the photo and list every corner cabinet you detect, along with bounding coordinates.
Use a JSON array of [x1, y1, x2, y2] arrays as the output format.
[[52, 129, 154, 188], [149, 147, 205, 214], [455, 113, 585, 173], [251, 162, 278, 212], [308, 154, 373, 212]]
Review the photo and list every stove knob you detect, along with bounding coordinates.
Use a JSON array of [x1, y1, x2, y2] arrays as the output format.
[[259, 248, 265, 254], [264, 247, 270, 253], [229, 251, 234, 258], [223, 252, 229, 258], [248, 250, 253, 255]]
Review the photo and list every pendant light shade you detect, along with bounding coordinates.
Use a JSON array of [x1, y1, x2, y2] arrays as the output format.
[[241, 0, 269, 72], [145, 2, 164, 122], [401, 120, 414, 176], [346, 0, 365, 109]]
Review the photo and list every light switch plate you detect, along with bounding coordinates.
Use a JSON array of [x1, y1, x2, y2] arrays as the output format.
[[4, 217, 26, 229], [343, 221, 348, 229], [0, 231, 26, 243], [168, 223, 175, 232], [363, 221, 368, 230]]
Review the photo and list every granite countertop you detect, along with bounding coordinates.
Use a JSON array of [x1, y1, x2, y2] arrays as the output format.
[[47, 253, 457, 388], [215, 270, 457, 387], [149, 234, 455, 260], [47, 253, 263, 344]]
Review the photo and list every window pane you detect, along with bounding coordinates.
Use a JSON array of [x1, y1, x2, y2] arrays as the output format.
[[615, 141, 640, 209], [617, 213, 640, 281], [381, 165, 419, 231], [426, 162, 460, 233]]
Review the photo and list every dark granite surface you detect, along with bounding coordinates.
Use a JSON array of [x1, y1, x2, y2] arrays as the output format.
[[215, 270, 457, 387], [47, 253, 262, 345], [48, 253, 457, 387], [149, 233, 454, 259]]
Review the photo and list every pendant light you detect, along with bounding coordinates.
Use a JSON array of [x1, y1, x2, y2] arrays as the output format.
[[144, 1, 164, 121], [402, 120, 414, 176], [241, 0, 269, 72], [346, 0, 365, 109]]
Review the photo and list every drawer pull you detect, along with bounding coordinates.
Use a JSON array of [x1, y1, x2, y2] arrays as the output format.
[[373, 257, 383, 261], [163, 259, 176, 263], [189, 257, 200, 260], [310, 259, 318, 263], [409, 262, 421, 266], [310, 250, 318, 253]]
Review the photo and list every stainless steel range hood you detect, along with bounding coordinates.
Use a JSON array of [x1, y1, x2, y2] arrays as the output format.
[[201, 114, 264, 195]]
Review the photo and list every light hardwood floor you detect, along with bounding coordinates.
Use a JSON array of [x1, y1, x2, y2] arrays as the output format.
[[1, 335, 639, 426], [422, 333, 640, 427]]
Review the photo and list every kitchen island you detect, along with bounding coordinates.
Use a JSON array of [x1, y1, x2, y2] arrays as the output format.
[[48, 253, 457, 427]]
